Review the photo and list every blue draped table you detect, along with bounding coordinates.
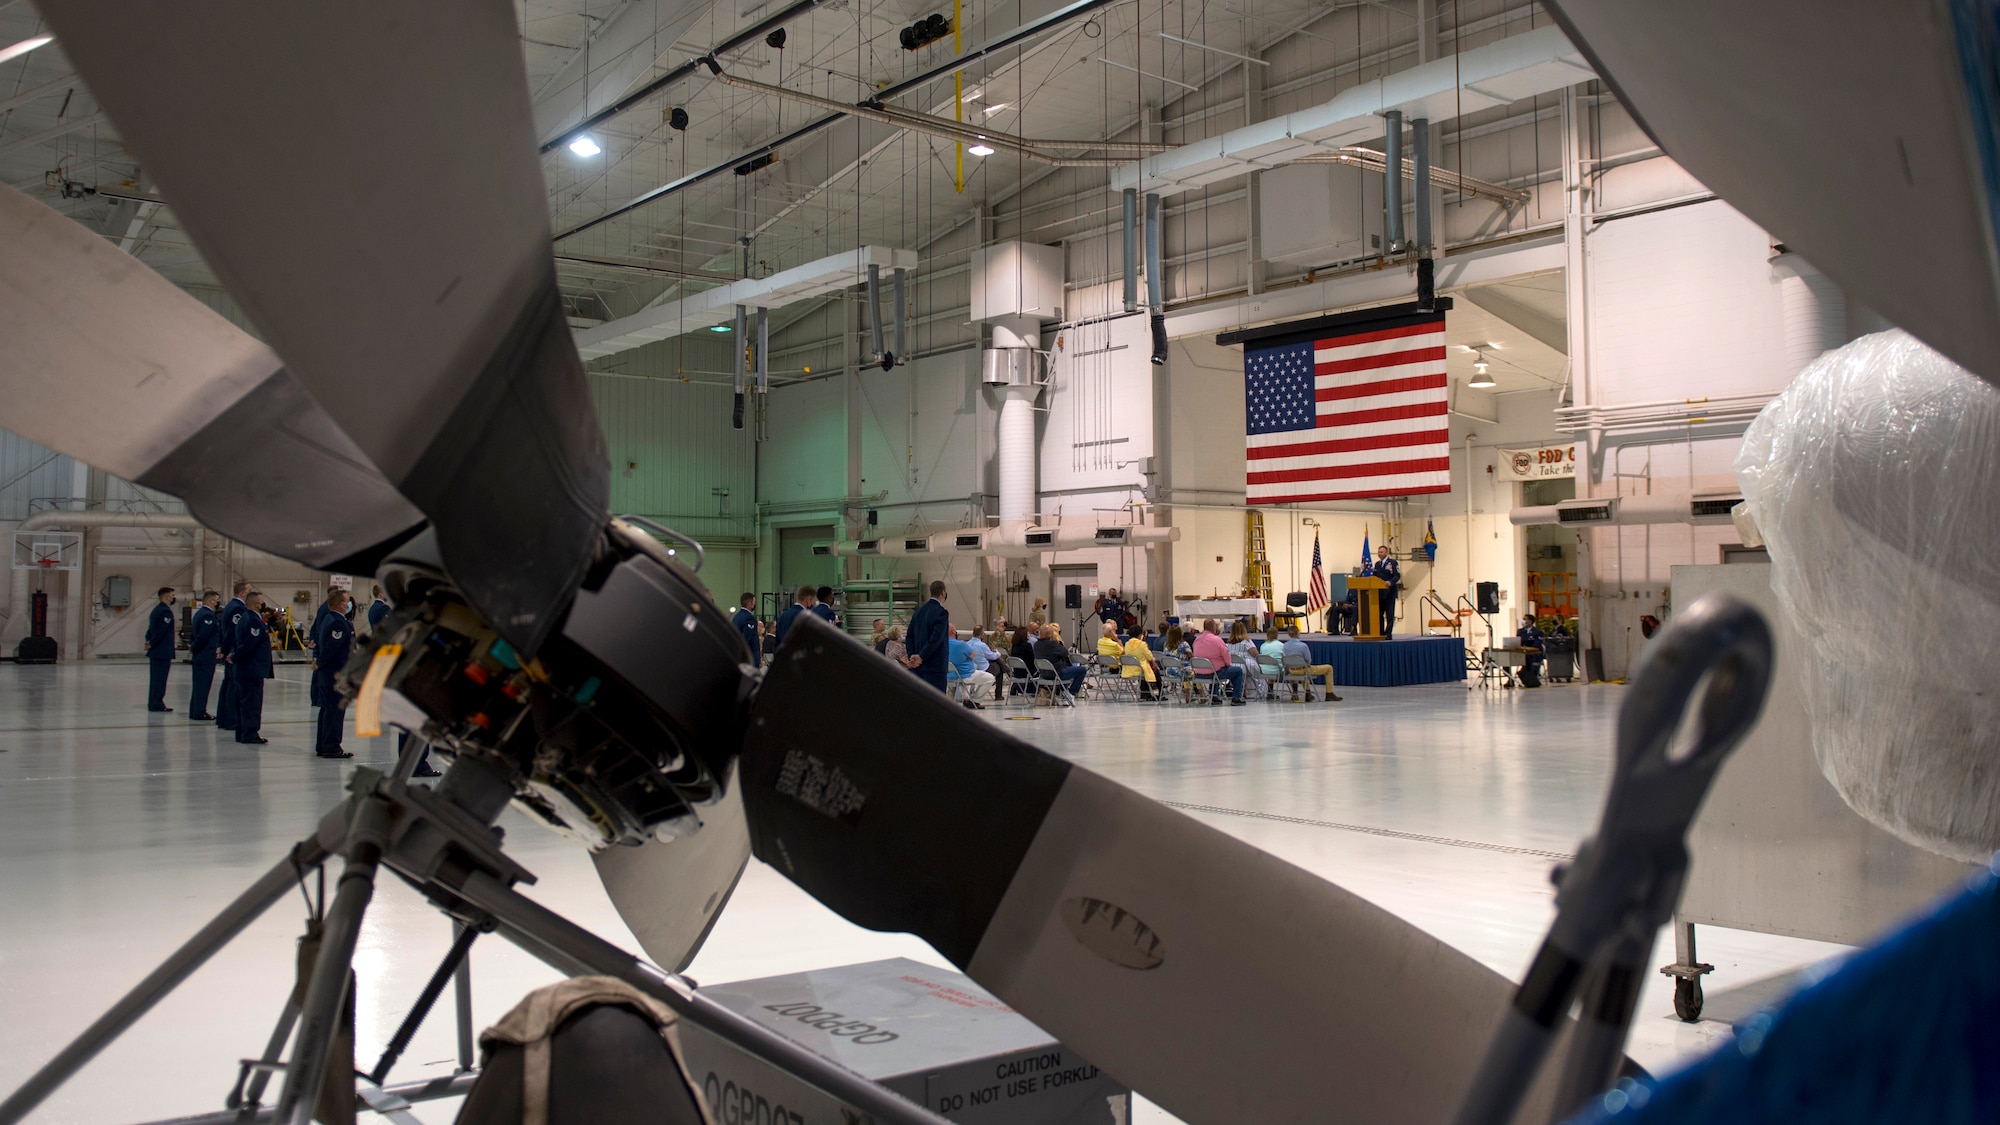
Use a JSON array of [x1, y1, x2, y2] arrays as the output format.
[[1145, 632, 1466, 687]]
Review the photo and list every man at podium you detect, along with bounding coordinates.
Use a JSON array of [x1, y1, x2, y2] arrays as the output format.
[[1371, 544, 1402, 638]]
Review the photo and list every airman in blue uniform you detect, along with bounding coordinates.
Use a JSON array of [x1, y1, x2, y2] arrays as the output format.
[[312, 588, 355, 758], [905, 580, 951, 694], [1371, 546, 1402, 639], [812, 585, 838, 627], [214, 581, 251, 730], [231, 590, 273, 744], [187, 589, 221, 719], [367, 585, 392, 630], [144, 586, 178, 711], [773, 585, 817, 649], [731, 593, 760, 668], [1517, 615, 1546, 687]]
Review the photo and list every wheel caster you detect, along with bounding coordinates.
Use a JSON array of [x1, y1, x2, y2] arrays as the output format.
[[1673, 975, 1704, 1022]]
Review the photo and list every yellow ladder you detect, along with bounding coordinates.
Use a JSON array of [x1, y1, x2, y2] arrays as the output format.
[[1244, 512, 1275, 611]]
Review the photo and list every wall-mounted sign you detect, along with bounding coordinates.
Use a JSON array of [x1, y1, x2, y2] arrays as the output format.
[[1500, 444, 1576, 480]]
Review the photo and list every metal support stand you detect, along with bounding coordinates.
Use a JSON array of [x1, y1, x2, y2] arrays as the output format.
[[0, 760, 951, 1125], [369, 921, 482, 1084], [1659, 919, 1713, 1022]]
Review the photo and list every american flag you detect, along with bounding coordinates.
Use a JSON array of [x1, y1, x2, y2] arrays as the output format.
[[1244, 315, 1451, 504], [1306, 532, 1329, 614]]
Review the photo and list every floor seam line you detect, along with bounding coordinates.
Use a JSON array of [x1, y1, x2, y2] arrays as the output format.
[[1161, 800, 1576, 861]]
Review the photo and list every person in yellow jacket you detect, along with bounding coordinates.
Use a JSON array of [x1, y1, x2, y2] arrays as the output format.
[[1099, 621, 1160, 700]]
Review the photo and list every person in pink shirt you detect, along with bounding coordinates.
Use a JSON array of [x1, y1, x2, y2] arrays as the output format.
[[1189, 619, 1247, 705]]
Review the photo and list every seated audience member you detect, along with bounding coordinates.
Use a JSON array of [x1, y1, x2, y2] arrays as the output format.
[[1163, 624, 1191, 661], [1121, 629, 1160, 699], [1227, 621, 1265, 699], [1009, 625, 1037, 694], [1189, 619, 1247, 705], [870, 619, 889, 653], [1517, 615, 1545, 687], [1028, 597, 1049, 626], [1032, 624, 1089, 699], [1096, 620, 1126, 664], [882, 626, 908, 665], [759, 620, 776, 657], [967, 627, 1000, 700], [1282, 627, 1341, 702], [1258, 632, 1289, 677], [947, 626, 993, 709]]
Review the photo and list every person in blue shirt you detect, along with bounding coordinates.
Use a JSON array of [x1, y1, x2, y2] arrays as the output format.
[[187, 589, 221, 720], [813, 585, 838, 627], [366, 585, 391, 631], [966, 626, 999, 702], [1371, 545, 1402, 638], [773, 585, 819, 649], [731, 593, 761, 668], [215, 581, 251, 731], [231, 590, 273, 744], [946, 625, 992, 709], [904, 581, 951, 694], [144, 586, 178, 712], [311, 588, 356, 758]]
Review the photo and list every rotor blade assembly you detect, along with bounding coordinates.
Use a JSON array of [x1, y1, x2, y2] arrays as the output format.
[[37, 0, 610, 653], [0, 185, 424, 574]]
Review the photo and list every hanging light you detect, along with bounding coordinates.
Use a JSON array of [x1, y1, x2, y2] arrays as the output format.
[[967, 143, 996, 156], [1468, 350, 1496, 389], [568, 135, 602, 157]]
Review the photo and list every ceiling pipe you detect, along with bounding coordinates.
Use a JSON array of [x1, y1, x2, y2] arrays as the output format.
[[537, 0, 834, 156], [1383, 109, 1405, 252], [892, 267, 908, 364], [1145, 193, 1167, 365], [1296, 147, 1526, 206], [732, 304, 747, 429], [552, 0, 1123, 240], [1122, 188, 1139, 313], [866, 264, 887, 367]]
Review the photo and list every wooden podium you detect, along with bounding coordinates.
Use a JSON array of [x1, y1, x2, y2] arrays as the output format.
[[1350, 576, 1389, 641]]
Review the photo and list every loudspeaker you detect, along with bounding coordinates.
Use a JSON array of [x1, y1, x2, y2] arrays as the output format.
[[1064, 584, 1083, 609], [1475, 582, 1500, 615]]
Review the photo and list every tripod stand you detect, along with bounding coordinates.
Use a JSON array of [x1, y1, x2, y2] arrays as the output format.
[[0, 750, 948, 1125]]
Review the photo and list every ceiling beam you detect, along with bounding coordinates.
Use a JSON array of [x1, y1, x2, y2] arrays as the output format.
[[531, 0, 719, 148]]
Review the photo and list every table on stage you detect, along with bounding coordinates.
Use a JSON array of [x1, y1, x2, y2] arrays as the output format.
[[1171, 597, 1268, 620]]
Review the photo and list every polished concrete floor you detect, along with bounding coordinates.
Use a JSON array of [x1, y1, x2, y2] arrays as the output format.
[[0, 662, 1850, 1124]]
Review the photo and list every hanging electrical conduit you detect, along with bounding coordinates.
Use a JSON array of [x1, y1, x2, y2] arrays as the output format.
[[703, 62, 1169, 167]]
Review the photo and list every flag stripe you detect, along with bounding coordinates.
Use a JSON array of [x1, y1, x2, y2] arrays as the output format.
[[1248, 456, 1453, 486], [1314, 345, 1448, 377], [1249, 427, 1449, 459], [1315, 372, 1447, 403], [1244, 316, 1449, 503]]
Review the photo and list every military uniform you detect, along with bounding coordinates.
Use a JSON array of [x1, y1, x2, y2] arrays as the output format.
[[214, 596, 248, 730], [188, 603, 220, 718], [312, 609, 353, 756], [231, 608, 274, 743], [144, 599, 176, 711], [730, 605, 760, 668], [1517, 621, 1545, 687], [1371, 555, 1402, 638], [905, 596, 950, 693]]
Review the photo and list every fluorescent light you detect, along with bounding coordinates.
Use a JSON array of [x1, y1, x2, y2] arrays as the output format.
[[0, 35, 54, 67], [967, 143, 995, 156], [709, 324, 732, 332], [568, 135, 602, 157]]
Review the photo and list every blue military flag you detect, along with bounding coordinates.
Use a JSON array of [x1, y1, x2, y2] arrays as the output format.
[[1360, 530, 1372, 571], [1423, 518, 1437, 563]]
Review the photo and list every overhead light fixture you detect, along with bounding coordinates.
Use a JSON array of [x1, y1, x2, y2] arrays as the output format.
[[568, 135, 602, 157], [709, 324, 732, 333], [983, 102, 1008, 113], [0, 35, 54, 67], [967, 143, 995, 156], [1468, 350, 1496, 389]]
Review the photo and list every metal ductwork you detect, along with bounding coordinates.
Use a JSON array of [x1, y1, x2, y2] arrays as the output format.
[[1773, 253, 1847, 376], [1384, 109, 1404, 252], [1122, 188, 1139, 313], [1144, 193, 1167, 365], [892, 266, 908, 365], [817, 523, 1180, 559], [867, 263, 888, 368], [1511, 492, 1747, 528]]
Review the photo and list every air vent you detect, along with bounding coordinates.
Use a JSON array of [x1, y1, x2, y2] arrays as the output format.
[[811, 544, 833, 556], [954, 533, 984, 550], [1025, 529, 1057, 547], [856, 539, 882, 554], [1689, 496, 1744, 520], [904, 537, 931, 552], [1556, 501, 1616, 524], [1094, 527, 1129, 544]]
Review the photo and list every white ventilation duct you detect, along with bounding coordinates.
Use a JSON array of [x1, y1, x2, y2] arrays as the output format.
[[819, 523, 1178, 559], [1509, 492, 1745, 527], [1773, 253, 1848, 376]]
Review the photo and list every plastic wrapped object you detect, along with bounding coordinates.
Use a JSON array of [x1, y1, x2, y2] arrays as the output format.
[[1562, 858, 2000, 1125], [1735, 329, 2000, 862]]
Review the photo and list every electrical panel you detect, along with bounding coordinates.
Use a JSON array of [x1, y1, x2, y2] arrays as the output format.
[[103, 574, 131, 609]]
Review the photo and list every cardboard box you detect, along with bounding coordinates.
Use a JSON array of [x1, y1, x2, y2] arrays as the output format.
[[679, 958, 1128, 1125]]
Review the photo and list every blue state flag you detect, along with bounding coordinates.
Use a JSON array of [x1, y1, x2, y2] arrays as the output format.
[[1423, 518, 1438, 563], [1360, 531, 1372, 572]]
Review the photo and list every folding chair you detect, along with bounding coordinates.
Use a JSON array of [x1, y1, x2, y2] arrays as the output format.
[[1005, 656, 1032, 707], [1119, 653, 1157, 702], [1034, 658, 1076, 707], [1258, 657, 1286, 703], [1282, 653, 1318, 702], [1154, 653, 1189, 702], [1189, 656, 1221, 704]]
